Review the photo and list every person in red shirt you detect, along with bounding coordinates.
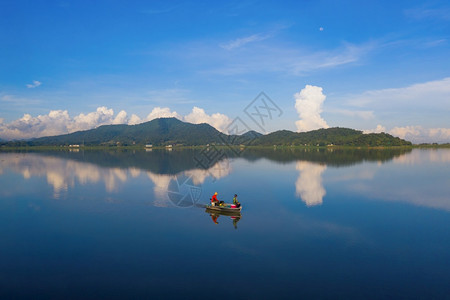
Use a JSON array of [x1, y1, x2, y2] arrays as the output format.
[[211, 192, 224, 206], [211, 192, 218, 203]]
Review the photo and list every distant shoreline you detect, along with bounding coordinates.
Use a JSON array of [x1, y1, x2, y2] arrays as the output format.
[[1, 144, 449, 152]]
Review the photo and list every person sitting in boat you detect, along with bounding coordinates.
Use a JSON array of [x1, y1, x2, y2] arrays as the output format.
[[211, 192, 224, 206], [233, 194, 241, 208]]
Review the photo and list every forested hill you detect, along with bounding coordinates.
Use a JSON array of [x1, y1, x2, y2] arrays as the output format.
[[26, 118, 227, 146], [1, 118, 412, 147], [252, 127, 411, 146]]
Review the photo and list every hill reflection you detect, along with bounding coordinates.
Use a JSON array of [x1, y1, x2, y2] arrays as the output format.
[[2, 148, 447, 211], [6, 147, 411, 175], [0, 152, 231, 206]]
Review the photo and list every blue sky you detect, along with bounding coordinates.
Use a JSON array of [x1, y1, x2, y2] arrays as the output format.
[[1, 0, 449, 142]]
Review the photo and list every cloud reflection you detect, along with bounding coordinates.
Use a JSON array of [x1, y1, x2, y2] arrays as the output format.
[[147, 160, 232, 207], [393, 148, 450, 164], [295, 161, 327, 206], [0, 153, 232, 203]]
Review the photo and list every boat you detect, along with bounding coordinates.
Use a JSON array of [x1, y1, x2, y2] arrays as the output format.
[[205, 203, 242, 214]]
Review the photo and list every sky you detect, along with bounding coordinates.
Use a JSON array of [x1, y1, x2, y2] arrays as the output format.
[[1, 0, 449, 143]]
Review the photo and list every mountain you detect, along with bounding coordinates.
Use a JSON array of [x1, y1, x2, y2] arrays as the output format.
[[242, 130, 263, 139], [0, 118, 412, 147], [27, 118, 227, 146], [252, 127, 411, 146]]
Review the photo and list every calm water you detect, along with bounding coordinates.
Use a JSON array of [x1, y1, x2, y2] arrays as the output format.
[[0, 148, 449, 299]]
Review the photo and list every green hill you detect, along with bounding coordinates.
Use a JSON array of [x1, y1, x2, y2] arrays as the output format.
[[28, 118, 227, 146], [0, 118, 411, 147], [252, 127, 411, 146]]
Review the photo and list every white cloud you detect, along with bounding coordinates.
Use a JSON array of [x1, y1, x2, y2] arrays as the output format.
[[128, 114, 142, 125], [0, 106, 232, 140], [0, 107, 126, 140], [363, 124, 386, 134], [144, 107, 181, 121], [70, 106, 116, 132], [362, 124, 450, 143], [220, 33, 271, 50], [26, 80, 42, 88], [337, 77, 450, 143], [331, 109, 375, 120], [389, 126, 422, 140], [0, 110, 71, 140], [345, 77, 450, 110], [113, 110, 128, 124], [290, 42, 373, 75], [390, 126, 450, 143], [295, 85, 330, 132], [126, 107, 181, 125], [184, 106, 231, 133], [190, 40, 374, 76]]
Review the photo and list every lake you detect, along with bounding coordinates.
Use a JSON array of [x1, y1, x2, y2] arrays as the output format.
[[0, 148, 449, 299]]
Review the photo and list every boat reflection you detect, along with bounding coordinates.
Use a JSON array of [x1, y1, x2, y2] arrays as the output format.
[[205, 208, 241, 229]]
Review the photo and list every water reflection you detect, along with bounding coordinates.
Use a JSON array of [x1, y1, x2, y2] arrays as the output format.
[[1, 149, 449, 299], [0, 152, 232, 204], [292, 149, 450, 210], [295, 161, 326, 206], [393, 148, 450, 164], [146, 160, 231, 207], [206, 210, 241, 229], [1, 148, 448, 211]]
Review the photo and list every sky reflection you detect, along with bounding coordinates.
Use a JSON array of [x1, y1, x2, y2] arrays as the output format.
[[1, 149, 449, 299], [0, 152, 232, 205], [0, 149, 449, 211]]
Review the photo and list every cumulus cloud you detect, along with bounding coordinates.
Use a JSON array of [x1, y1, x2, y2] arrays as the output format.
[[26, 80, 42, 88], [335, 77, 450, 143], [363, 124, 386, 134], [362, 124, 450, 143], [0, 107, 130, 140], [184, 106, 231, 133], [390, 126, 450, 143], [70, 106, 116, 132], [145, 107, 181, 121], [0, 106, 232, 140], [125, 107, 181, 125], [113, 110, 128, 124], [295, 85, 330, 132], [0, 110, 72, 140], [128, 114, 142, 125]]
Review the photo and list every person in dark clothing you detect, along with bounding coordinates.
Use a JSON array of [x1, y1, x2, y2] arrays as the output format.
[[233, 194, 240, 208]]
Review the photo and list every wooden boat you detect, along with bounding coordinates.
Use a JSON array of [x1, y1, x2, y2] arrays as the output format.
[[205, 203, 242, 214]]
